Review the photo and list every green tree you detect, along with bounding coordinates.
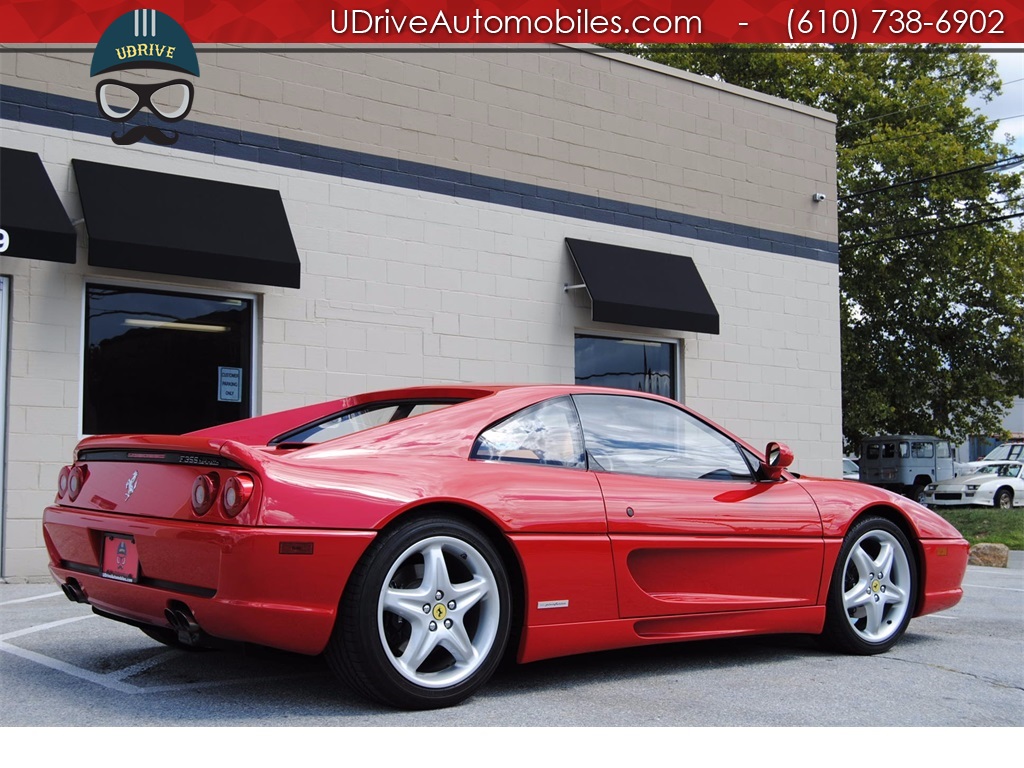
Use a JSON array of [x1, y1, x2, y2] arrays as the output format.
[[609, 44, 1024, 451]]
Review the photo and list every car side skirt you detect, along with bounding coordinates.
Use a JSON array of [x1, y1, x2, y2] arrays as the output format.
[[516, 606, 826, 664]]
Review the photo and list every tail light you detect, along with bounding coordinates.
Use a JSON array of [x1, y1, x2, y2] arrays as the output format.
[[67, 465, 86, 502], [222, 474, 254, 517], [57, 466, 70, 499], [191, 473, 219, 516]]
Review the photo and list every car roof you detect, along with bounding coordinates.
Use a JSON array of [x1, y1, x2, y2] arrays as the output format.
[[268, 384, 762, 463]]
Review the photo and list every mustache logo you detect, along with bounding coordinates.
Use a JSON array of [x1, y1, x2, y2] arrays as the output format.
[[110, 125, 180, 146], [95, 79, 194, 146]]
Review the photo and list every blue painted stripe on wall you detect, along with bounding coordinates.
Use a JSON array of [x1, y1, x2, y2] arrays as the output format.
[[1, 84, 839, 265]]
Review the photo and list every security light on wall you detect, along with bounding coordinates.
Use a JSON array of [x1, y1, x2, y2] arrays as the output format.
[[812, 192, 827, 202]]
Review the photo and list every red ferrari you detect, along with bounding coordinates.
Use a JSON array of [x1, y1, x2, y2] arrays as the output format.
[[43, 385, 969, 709]]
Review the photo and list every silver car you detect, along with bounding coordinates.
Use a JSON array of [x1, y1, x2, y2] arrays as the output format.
[[923, 461, 1024, 509]]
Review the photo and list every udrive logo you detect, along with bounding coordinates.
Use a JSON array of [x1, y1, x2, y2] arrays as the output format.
[[90, 9, 200, 146]]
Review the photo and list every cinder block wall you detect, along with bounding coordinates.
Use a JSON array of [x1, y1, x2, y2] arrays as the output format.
[[1, 45, 838, 576]]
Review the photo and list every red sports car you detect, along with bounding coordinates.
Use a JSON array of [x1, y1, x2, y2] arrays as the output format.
[[43, 385, 969, 709]]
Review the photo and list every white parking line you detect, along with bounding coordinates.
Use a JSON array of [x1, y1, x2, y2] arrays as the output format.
[[0, 611, 319, 695], [108, 650, 179, 681], [963, 583, 1024, 592], [0, 591, 63, 606], [0, 638, 143, 694], [0, 614, 94, 641], [1, 614, 157, 693]]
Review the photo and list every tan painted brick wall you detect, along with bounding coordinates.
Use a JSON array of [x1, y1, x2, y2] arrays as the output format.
[[2, 44, 836, 243], [1, 46, 838, 577]]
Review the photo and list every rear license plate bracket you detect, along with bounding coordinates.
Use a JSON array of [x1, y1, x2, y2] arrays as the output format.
[[101, 534, 139, 583]]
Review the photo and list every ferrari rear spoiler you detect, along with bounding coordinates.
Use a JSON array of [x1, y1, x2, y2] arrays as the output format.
[[74, 434, 272, 475]]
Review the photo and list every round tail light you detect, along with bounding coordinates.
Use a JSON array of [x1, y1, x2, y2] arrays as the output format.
[[222, 474, 254, 517], [57, 466, 70, 499], [191, 474, 218, 516], [68, 466, 86, 502]]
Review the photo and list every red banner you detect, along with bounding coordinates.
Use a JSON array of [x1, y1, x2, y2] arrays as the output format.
[[1, 0, 1022, 43]]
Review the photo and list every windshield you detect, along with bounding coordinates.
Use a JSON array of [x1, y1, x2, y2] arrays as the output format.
[[983, 444, 1024, 461], [975, 463, 1022, 477]]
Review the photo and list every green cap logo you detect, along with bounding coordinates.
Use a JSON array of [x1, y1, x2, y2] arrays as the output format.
[[90, 9, 199, 77]]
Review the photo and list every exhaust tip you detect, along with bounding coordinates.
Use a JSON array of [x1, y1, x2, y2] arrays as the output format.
[[61, 579, 88, 603], [165, 602, 205, 646]]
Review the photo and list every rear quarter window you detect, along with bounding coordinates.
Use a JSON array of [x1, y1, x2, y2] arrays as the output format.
[[273, 401, 460, 445]]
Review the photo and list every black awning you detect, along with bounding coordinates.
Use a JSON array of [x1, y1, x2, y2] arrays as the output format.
[[565, 238, 719, 334], [0, 147, 77, 263], [72, 159, 300, 289]]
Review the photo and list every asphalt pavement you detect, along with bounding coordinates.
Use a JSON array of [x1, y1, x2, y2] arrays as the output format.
[[2, 555, 1021, 736]]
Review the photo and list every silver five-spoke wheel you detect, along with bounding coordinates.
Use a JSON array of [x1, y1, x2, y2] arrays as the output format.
[[378, 535, 501, 689], [327, 515, 511, 709], [821, 516, 917, 654], [840, 528, 911, 643]]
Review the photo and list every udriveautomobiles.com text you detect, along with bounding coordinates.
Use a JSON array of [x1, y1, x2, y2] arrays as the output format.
[[330, 8, 703, 36]]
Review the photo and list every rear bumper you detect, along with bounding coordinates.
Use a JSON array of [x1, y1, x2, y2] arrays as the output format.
[[44, 505, 375, 655]]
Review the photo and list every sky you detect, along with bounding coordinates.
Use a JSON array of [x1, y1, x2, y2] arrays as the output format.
[[976, 48, 1024, 154]]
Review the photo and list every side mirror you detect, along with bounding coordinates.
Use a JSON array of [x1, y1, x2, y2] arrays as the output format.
[[761, 441, 794, 481]]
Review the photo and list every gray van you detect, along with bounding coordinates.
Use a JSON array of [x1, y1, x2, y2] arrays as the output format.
[[859, 435, 955, 503]]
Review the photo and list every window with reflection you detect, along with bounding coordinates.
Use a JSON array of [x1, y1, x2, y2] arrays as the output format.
[[574, 335, 676, 397], [84, 284, 253, 434], [911, 441, 934, 459], [275, 401, 460, 445], [471, 397, 586, 468], [572, 394, 751, 481]]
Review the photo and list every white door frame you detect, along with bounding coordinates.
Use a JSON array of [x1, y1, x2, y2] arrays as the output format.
[[0, 276, 9, 575]]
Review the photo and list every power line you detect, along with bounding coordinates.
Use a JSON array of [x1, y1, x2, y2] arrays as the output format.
[[852, 191, 1024, 222], [845, 197, 1024, 237], [842, 78, 1022, 129], [847, 210, 1023, 248], [850, 113, 1024, 149], [840, 155, 1024, 200]]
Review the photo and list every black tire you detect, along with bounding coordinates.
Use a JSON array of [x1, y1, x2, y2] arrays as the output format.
[[994, 487, 1013, 509], [910, 484, 928, 505], [820, 516, 916, 655], [326, 515, 512, 710]]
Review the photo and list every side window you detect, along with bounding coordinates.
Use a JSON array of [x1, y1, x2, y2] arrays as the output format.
[[937, 441, 951, 459], [882, 443, 896, 459], [471, 397, 585, 469], [866, 444, 880, 460], [572, 394, 752, 481], [911, 441, 934, 459]]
